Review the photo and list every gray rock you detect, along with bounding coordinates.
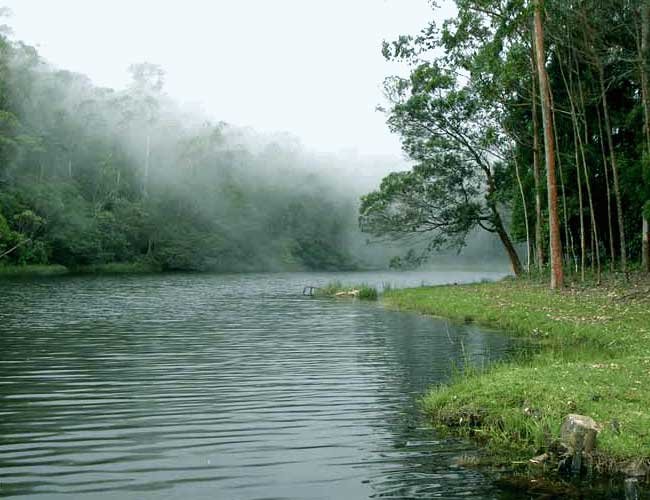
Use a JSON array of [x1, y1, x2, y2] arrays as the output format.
[[560, 414, 600, 454], [624, 477, 639, 500], [560, 414, 601, 475]]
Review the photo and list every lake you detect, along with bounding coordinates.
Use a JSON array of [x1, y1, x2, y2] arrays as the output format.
[[0, 270, 518, 499]]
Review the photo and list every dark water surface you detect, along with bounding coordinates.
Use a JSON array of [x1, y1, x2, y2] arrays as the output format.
[[1, 270, 519, 499]]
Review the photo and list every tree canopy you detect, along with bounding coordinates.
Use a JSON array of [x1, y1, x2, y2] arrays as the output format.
[[362, 0, 650, 279]]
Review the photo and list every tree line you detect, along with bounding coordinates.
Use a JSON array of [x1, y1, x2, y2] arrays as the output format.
[[361, 0, 650, 287], [0, 13, 361, 272]]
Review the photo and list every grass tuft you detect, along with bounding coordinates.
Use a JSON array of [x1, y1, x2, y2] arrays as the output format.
[[315, 281, 379, 301]]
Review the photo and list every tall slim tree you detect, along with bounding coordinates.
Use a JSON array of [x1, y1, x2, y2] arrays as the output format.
[[640, 0, 650, 271], [534, 0, 563, 288]]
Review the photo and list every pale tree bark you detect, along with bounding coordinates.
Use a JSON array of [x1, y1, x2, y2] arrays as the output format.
[[549, 87, 571, 267], [640, 0, 650, 272], [530, 46, 545, 271], [534, 0, 563, 289], [598, 65, 627, 273], [143, 133, 151, 197], [576, 78, 601, 282], [514, 155, 531, 272], [573, 121, 586, 281], [642, 217, 650, 273], [596, 107, 616, 271], [484, 167, 524, 276]]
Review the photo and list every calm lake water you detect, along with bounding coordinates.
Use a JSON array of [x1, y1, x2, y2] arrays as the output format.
[[0, 270, 518, 499]]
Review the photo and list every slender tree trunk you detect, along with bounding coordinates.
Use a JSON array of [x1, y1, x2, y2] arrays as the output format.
[[485, 167, 523, 276], [573, 126, 586, 281], [68, 159, 72, 178], [641, 0, 650, 152], [641, 217, 650, 273], [144, 133, 151, 196], [531, 48, 545, 271], [596, 107, 616, 271], [0, 238, 32, 260], [493, 212, 524, 277], [549, 87, 570, 267], [514, 155, 531, 272], [534, 0, 564, 289], [598, 65, 627, 273], [558, 45, 601, 282], [640, 0, 650, 272], [576, 79, 601, 282]]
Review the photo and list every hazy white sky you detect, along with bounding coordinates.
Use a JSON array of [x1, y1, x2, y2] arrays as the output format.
[[1, 0, 454, 157]]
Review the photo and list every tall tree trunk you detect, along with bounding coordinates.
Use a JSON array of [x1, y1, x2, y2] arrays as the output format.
[[493, 209, 524, 277], [558, 43, 601, 282], [576, 78, 601, 282], [596, 106, 616, 271], [484, 167, 523, 276], [534, 0, 564, 289], [143, 133, 151, 197], [641, 217, 650, 273], [514, 155, 531, 272], [640, 0, 650, 272], [641, 0, 650, 153], [573, 124, 586, 281], [598, 65, 627, 273], [531, 47, 545, 271], [549, 87, 571, 267]]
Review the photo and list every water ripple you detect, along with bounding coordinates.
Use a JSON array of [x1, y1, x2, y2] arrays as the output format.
[[0, 271, 512, 499]]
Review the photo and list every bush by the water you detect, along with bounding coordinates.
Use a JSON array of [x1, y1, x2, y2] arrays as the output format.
[[316, 281, 378, 301]]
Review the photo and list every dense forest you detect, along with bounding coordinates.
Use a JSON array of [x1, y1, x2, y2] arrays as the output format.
[[0, 12, 375, 272], [360, 0, 650, 284]]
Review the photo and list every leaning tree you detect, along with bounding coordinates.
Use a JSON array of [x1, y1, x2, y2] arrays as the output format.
[[360, 62, 523, 275]]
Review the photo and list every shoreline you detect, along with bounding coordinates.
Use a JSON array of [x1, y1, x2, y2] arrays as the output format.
[[383, 273, 650, 487], [0, 263, 160, 277]]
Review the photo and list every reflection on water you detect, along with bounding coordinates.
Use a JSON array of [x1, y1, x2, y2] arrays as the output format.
[[1, 271, 514, 499]]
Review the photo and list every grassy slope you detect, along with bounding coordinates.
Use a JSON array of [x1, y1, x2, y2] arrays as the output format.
[[0, 262, 160, 277], [383, 274, 650, 469]]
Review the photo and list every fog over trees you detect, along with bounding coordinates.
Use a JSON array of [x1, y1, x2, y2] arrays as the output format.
[[0, 13, 402, 272]]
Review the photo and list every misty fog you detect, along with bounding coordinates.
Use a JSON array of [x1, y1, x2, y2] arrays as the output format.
[[0, 1, 511, 273]]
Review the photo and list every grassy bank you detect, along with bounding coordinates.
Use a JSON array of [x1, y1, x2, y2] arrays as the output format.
[[71, 262, 161, 274], [384, 273, 650, 477], [0, 264, 69, 276], [0, 262, 161, 277]]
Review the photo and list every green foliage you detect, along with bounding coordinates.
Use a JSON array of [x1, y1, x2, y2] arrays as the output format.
[[364, 18, 527, 273], [0, 30, 360, 273], [315, 281, 379, 301], [372, 0, 650, 273], [357, 285, 378, 300]]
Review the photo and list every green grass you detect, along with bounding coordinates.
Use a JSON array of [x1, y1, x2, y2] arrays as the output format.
[[71, 262, 161, 274], [0, 261, 162, 277], [315, 281, 379, 301], [0, 264, 69, 276], [383, 273, 650, 473]]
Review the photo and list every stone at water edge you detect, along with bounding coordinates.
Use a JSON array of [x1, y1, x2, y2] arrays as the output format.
[[624, 478, 639, 500], [560, 414, 600, 454], [622, 460, 649, 478]]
